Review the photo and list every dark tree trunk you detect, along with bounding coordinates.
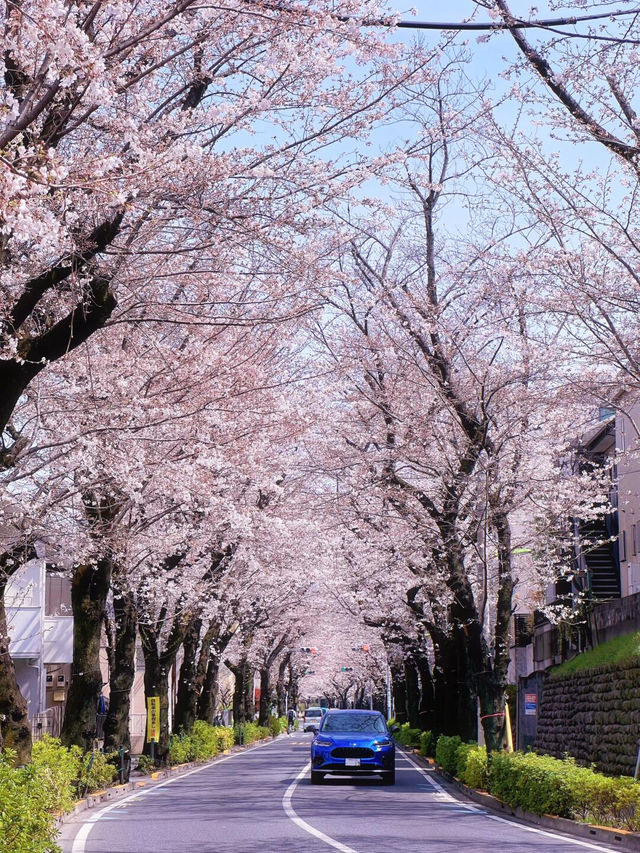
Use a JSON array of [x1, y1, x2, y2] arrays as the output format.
[[287, 662, 299, 711], [477, 509, 514, 752], [61, 559, 112, 748], [258, 667, 270, 726], [227, 656, 253, 725], [275, 654, 290, 716], [140, 614, 185, 762], [197, 652, 221, 725], [391, 665, 407, 723], [173, 616, 202, 732], [404, 656, 420, 728], [415, 648, 435, 732], [196, 625, 235, 724], [141, 650, 171, 761], [0, 576, 31, 764], [103, 590, 137, 758]]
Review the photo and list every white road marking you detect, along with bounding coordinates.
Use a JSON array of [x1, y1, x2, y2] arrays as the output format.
[[400, 751, 616, 852], [282, 763, 359, 853], [70, 740, 276, 853]]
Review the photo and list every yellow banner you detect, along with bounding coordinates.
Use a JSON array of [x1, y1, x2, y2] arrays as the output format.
[[147, 696, 160, 742]]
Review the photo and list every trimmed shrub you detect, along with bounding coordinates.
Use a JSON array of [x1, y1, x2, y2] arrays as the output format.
[[419, 730, 433, 757], [136, 754, 156, 775], [168, 723, 235, 765], [233, 722, 269, 745], [394, 723, 422, 749], [435, 735, 462, 775], [486, 751, 640, 828], [269, 715, 283, 737], [457, 744, 488, 789], [0, 751, 59, 853]]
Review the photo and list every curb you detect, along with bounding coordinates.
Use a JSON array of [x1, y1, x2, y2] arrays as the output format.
[[56, 737, 273, 827], [406, 749, 640, 852]]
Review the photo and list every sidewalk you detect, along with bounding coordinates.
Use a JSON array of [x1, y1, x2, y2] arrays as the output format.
[[405, 748, 640, 852]]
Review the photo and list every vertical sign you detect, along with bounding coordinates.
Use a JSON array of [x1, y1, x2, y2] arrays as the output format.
[[147, 696, 160, 741], [524, 693, 537, 716]]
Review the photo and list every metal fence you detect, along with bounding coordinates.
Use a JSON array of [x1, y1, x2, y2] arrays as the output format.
[[32, 706, 64, 740]]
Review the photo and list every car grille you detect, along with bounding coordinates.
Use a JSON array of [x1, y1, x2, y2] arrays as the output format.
[[331, 747, 375, 759]]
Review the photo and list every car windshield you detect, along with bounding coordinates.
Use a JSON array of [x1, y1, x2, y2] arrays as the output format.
[[321, 713, 386, 734], [306, 709, 323, 717]]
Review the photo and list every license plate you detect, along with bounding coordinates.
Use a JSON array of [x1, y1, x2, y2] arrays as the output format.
[[345, 758, 360, 767]]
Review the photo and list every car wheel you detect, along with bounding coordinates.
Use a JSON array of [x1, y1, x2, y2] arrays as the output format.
[[382, 771, 395, 785], [311, 771, 325, 785]]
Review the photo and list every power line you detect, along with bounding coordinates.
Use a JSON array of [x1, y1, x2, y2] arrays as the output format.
[[391, 9, 640, 33]]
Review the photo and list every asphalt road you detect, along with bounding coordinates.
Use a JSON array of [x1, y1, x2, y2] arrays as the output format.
[[58, 734, 620, 853]]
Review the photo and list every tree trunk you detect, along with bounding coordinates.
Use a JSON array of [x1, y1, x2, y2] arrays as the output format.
[[141, 650, 172, 761], [139, 614, 185, 762], [275, 654, 290, 716], [228, 656, 253, 725], [431, 634, 460, 737], [414, 649, 434, 732], [258, 667, 271, 726], [391, 665, 407, 723], [197, 652, 221, 725], [0, 577, 31, 764], [61, 559, 112, 748], [173, 616, 202, 733], [103, 590, 137, 758], [477, 508, 514, 752], [404, 656, 420, 728], [196, 625, 235, 724]]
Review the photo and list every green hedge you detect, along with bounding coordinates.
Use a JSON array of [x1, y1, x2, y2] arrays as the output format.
[[456, 743, 488, 789], [168, 723, 234, 765], [394, 723, 423, 749], [488, 752, 640, 829], [431, 734, 640, 832], [419, 731, 434, 757], [435, 735, 462, 775], [0, 737, 117, 853], [269, 715, 287, 737], [232, 721, 270, 746]]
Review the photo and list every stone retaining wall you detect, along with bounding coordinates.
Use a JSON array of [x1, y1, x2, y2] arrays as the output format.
[[536, 662, 640, 776]]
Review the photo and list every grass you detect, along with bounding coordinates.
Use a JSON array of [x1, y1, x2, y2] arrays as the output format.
[[551, 631, 640, 678]]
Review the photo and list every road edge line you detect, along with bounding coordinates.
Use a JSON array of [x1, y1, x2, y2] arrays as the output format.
[[69, 739, 276, 853], [400, 750, 615, 853]]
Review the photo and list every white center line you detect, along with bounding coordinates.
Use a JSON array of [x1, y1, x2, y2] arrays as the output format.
[[282, 763, 359, 853]]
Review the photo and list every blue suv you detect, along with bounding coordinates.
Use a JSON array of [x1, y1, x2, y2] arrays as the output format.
[[310, 709, 395, 785]]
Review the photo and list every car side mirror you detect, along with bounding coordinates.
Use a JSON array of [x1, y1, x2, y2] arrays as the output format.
[[390, 724, 400, 733]]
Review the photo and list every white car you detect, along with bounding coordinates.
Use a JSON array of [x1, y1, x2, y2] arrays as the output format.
[[303, 707, 325, 732]]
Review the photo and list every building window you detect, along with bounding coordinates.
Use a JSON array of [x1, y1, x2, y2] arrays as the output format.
[[514, 614, 534, 647], [45, 574, 72, 617], [620, 418, 626, 452], [599, 406, 615, 421], [633, 525, 637, 557], [621, 530, 627, 562]]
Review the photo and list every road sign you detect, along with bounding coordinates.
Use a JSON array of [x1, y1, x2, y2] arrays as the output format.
[[524, 693, 537, 716], [147, 696, 160, 741]]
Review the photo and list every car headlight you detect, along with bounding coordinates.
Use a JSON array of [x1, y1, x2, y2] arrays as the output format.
[[373, 738, 392, 748], [314, 737, 334, 748]]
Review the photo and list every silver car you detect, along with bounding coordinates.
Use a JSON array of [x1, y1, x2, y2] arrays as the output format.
[[303, 707, 325, 732]]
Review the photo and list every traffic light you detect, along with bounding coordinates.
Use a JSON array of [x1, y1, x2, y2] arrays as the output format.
[[340, 666, 353, 672]]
